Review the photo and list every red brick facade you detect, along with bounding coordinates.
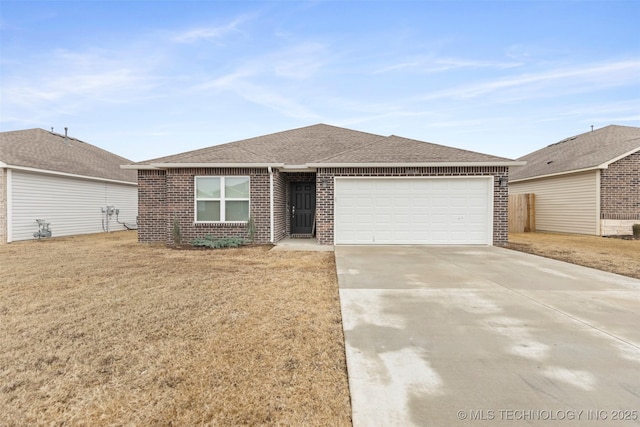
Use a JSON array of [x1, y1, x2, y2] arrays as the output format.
[[138, 166, 509, 246], [600, 151, 640, 219], [139, 168, 273, 245]]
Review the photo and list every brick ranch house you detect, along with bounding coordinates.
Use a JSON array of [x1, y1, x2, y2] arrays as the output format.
[[510, 125, 640, 236], [123, 124, 524, 246]]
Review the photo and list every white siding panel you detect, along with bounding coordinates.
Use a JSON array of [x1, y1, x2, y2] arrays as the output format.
[[10, 171, 137, 242], [510, 171, 598, 235]]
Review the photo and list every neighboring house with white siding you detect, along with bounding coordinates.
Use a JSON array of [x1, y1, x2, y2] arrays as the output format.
[[510, 125, 640, 236], [0, 128, 138, 243]]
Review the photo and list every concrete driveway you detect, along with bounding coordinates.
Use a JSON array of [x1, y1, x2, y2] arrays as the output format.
[[335, 246, 640, 427]]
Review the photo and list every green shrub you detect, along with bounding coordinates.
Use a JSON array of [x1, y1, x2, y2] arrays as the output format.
[[633, 223, 640, 237], [192, 235, 246, 249]]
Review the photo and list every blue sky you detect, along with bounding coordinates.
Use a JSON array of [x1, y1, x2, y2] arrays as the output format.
[[1, 0, 639, 161]]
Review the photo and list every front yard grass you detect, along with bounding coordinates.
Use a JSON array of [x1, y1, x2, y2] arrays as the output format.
[[0, 231, 351, 426], [508, 231, 640, 279]]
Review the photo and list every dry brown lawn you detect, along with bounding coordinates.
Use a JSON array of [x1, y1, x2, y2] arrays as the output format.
[[0, 232, 351, 426], [508, 232, 640, 279]]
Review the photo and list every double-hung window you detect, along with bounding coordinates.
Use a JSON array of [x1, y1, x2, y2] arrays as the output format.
[[195, 176, 250, 222]]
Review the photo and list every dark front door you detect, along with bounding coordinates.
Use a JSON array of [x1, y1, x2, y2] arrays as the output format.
[[290, 182, 316, 234]]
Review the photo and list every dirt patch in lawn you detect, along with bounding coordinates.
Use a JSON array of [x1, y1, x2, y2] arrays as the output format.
[[507, 232, 640, 280], [0, 232, 351, 426]]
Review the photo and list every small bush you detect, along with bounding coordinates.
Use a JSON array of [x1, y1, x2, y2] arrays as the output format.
[[633, 223, 640, 237], [192, 235, 246, 249]]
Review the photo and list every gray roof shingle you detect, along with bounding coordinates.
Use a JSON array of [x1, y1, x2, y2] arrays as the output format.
[[0, 128, 137, 183], [313, 135, 513, 164], [138, 124, 384, 165], [511, 125, 640, 181], [134, 123, 515, 167]]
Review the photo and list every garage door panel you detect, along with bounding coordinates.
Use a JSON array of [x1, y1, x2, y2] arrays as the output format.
[[335, 177, 492, 245]]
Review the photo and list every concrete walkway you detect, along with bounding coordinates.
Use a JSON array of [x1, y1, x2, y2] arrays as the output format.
[[335, 245, 640, 427], [270, 237, 334, 252]]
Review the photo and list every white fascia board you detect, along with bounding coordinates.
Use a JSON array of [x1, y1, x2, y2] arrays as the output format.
[[5, 164, 137, 186], [306, 161, 526, 168], [148, 163, 285, 169], [0, 160, 7, 168], [596, 146, 640, 169], [510, 166, 601, 183], [121, 164, 156, 170], [279, 165, 317, 172]]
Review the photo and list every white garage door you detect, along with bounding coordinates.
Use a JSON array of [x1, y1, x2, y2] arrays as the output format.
[[334, 177, 493, 245]]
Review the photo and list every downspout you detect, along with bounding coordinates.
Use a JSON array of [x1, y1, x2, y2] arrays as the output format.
[[268, 166, 274, 243]]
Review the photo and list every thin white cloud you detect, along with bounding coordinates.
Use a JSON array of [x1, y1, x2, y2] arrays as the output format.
[[193, 41, 331, 119], [198, 71, 321, 120], [172, 16, 250, 43], [375, 56, 523, 74], [2, 47, 163, 121], [419, 60, 640, 102], [273, 42, 328, 79]]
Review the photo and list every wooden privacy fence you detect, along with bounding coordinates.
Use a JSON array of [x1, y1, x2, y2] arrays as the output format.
[[509, 193, 536, 233]]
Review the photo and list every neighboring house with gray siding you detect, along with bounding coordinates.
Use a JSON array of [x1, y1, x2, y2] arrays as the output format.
[[0, 128, 138, 243], [124, 124, 523, 246], [510, 125, 640, 236]]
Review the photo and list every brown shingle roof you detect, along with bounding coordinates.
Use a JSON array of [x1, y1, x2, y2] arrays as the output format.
[[313, 135, 513, 164], [0, 128, 137, 183], [133, 124, 516, 167], [137, 124, 384, 165], [511, 125, 640, 181]]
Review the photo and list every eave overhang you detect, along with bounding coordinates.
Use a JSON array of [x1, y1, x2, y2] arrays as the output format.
[[4, 164, 137, 185], [122, 161, 526, 171], [510, 166, 602, 183], [122, 162, 286, 170], [307, 161, 527, 168]]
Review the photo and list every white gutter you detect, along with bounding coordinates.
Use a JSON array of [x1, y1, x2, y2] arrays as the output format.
[[124, 161, 525, 170], [280, 165, 316, 171], [306, 161, 526, 168], [123, 162, 285, 170], [268, 166, 274, 244], [510, 165, 604, 183], [121, 164, 157, 170], [5, 164, 137, 186]]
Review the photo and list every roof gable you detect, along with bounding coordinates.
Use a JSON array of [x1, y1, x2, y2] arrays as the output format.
[[511, 125, 640, 181], [133, 124, 517, 168], [0, 128, 137, 183]]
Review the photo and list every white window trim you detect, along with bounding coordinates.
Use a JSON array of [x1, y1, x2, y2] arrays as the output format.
[[194, 176, 250, 223]]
